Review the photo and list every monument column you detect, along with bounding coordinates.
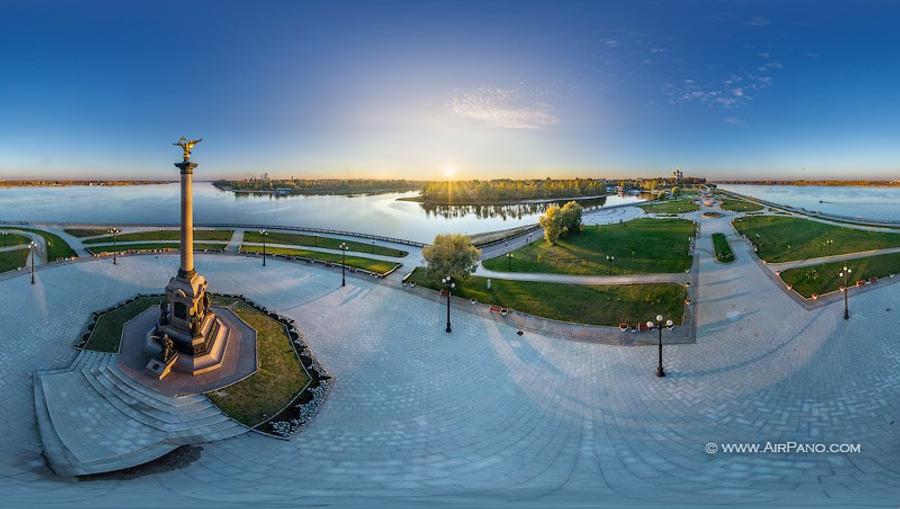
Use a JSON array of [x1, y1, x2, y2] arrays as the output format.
[[176, 158, 197, 279]]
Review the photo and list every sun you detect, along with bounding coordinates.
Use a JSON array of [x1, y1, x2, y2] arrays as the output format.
[[443, 164, 457, 178]]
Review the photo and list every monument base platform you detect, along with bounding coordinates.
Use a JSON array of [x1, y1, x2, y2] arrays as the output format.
[[119, 306, 258, 397]]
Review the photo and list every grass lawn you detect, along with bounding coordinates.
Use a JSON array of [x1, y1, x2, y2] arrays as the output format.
[[83, 296, 159, 352], [732, 216, 900, 263], [241, 244, 401, 275], [712, 233, 735, 263], [243, 230, 407, 258], [87, 242, 227, 254], [84, 229, 233, 244], [0, 249, 28, 273], [64, 228, 110, 238], [780, 252, 900, 298], [720, 198, 763, 212], [5, 228, 76, 260], [482, 218, 695, 275], [638, 199, 699, 214], [0, 232, 31, 247], [206, 297, 310, 427], [408, 268, 686, 326]]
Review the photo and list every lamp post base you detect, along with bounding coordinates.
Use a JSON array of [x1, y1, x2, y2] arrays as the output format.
[[656, 366, 666, 377], [445, 324, 452, 333]]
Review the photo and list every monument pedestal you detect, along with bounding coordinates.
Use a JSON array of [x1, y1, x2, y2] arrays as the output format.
[[153, 272, 230, 377]]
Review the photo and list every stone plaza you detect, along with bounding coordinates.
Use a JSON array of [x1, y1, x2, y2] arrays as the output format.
[[2, 212, 900, 506]]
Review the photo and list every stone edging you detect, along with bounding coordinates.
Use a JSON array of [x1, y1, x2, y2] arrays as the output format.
[[74, 293, 162, 351], [212, 294, 334, 440]]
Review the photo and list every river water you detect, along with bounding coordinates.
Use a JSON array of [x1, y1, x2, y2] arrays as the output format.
[[0, 183, 644, 243], [720, 184, 900, 221]]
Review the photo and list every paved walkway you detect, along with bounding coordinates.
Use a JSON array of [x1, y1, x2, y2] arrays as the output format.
[[1, 238, 899, 506], [474, 266, 690, 284], [767, 246, 900, 271], [0, 228, 47, 265]]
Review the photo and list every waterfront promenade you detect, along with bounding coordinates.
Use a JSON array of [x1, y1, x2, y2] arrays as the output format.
[[1, 200, 900, 507]]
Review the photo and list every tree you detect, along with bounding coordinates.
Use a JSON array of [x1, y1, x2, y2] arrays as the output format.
[[671, 186, 681, 197], [559, 201, 583, 234], [540, 205, 565, 245], [422, 234, 481, 282]]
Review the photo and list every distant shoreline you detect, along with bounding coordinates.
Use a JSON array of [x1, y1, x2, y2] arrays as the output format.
[[0, 180, 175, 188], [716, 180, 900, 187]]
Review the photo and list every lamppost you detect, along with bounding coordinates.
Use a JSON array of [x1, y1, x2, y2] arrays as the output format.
[[646, 314, 674, 377], [314, 233, 318, 247], [29, 241, 37, 285], [259, 229, 268, 266], [372, 239, 376, 254], [839, 266, 852, 320], [108, 227, 120, 264], [339, 242, 348, 286], [442, 276, 456, 333], [506, 253, 513, 271]]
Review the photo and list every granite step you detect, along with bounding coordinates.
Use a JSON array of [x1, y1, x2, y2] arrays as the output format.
[[32, 371, 79, 475], [82, 369, 231, 432], [103, 364, 208, 407], [63, 442, 178, 478], [33, 354, 249, 477], [92, 368, 219, 419]]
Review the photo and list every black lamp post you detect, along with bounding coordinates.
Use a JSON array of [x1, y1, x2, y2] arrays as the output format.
[[314, 233, 318, 247], [506, 253, 513, 271], [839, 266, 852, 320], [340, 242, 348, 286], [442, 276, 456, 333], [29, 241, 37, 285], [372, 239, 376, 254], [108, 227, 120, 264], [259, 229, 268, 266], [646, 314, 674, 377]]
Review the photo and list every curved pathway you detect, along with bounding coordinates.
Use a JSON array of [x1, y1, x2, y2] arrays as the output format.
[[474, 266, 690, 284]]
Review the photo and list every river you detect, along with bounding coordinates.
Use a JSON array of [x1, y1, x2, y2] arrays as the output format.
[[0, 183, 644, 243], [720, 184, 900, 221]]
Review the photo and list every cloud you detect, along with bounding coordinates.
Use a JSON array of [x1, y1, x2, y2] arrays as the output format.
[[746, 16, 770, 27], [449, 87, 559, 129], [724, 116, 748, 127], [602, 38, 620, 48], [757, 52, 770, 58], [649, 47, 668, 54], [665, 71, 777, 109]]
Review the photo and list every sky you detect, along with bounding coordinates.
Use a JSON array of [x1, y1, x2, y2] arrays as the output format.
[[1, 0, 899, 181]]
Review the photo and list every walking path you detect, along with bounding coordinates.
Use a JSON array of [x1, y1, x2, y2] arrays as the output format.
[[474, 266, 690, 284], [768, 246, 900, 271], [225, 229, 243, 254], [0, 228, 46, 265]]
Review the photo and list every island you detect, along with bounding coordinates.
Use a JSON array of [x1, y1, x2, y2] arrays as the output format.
[[406, 178, 609, 205]]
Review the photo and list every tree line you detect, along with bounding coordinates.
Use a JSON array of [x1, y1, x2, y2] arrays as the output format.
[[213, 179, 422, 195], [418, 179, 607, 203]]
